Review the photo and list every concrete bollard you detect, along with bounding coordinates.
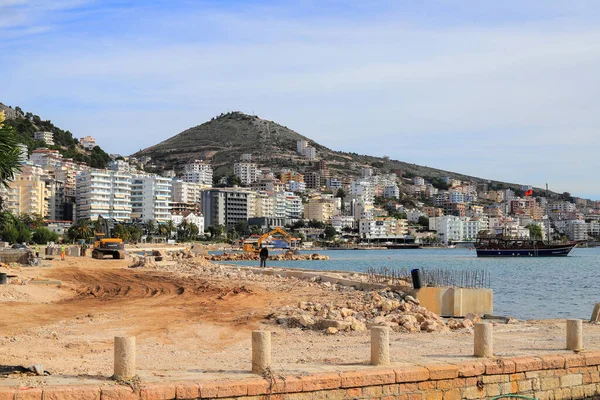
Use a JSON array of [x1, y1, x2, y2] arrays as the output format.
[[113, 336, 136, 380], [252, 331, 271, 373], [474, 323, 493, 358], [591, 303, 600, 323], [566, 319, 583, 351], [370, 326, 390, 365]]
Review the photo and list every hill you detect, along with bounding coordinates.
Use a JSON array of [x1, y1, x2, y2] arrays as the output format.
[[134, 111, 554, 195], [0, 102, 111, 169]]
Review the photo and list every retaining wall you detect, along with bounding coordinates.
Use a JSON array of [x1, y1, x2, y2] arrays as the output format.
[[3, 352, 600, 399]]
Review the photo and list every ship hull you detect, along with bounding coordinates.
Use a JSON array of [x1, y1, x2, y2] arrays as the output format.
[[476, 245, 575, 257]]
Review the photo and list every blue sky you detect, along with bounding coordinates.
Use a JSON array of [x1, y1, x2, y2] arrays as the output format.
[[2, 0, 600, 198]]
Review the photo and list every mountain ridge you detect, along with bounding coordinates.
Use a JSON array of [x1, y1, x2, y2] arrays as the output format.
[[134, 111, 563, 197]]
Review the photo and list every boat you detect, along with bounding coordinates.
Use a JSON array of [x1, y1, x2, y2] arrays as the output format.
[[475, 184, 577, 257], [475, 234, 576, 257]]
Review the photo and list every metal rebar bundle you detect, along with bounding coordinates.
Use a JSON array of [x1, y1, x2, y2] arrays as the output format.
[[365, 266, 490, 289]]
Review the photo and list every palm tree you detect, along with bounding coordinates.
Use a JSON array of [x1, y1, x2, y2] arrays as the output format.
[[165, 220, 176, 239], [145, 219, 156, 236], [0, 112, 22, 190]]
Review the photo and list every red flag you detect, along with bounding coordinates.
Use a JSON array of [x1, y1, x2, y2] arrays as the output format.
[[525, 189, 533, 196]]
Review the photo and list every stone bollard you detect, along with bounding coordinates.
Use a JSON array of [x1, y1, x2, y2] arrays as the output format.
[[591, 303, 600, 323], [252, 331, 271, 373], [113, 337, 136, 380], [370, 326, 390, 365], [566, 319, 583, 351], [474, 323, 493, 358]]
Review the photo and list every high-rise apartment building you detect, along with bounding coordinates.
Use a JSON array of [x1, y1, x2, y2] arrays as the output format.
[[201, 188, 256, 227], [182, 160, 213, 186], [234, 163, 259, 185], [34, 131, 54, 145], [76, 170, 132, 221], [131, 175, 172, 223]]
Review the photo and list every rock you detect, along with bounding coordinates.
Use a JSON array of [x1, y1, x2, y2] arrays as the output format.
[[420, 321, 439, 332], [368, 316, 387, 327], [461, 319, 474, 329], [350, 320, 366, 331], [465, 313, 482, 323], [297, 314, 315, 328], [340, 308, 353, 318], [325, 327, 338, 335], [322, 282, 332, 288], [405, 295, 420, 305]]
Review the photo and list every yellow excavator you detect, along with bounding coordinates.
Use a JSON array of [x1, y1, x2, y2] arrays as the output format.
[[243, 227, 299, 253], [92, 216, 126, 259]]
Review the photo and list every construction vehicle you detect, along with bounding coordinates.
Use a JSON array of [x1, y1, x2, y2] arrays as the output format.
[[92, 216, 126, 259], [243, 227, 299, 253]]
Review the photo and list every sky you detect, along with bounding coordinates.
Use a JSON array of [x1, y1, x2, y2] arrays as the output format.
[[2, 0, 600, 198]]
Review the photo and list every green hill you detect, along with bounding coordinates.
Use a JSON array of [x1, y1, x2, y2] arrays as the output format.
[[0, 102, 111, 168]]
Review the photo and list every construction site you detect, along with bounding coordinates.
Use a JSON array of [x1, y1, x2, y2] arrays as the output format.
[[1, 243, 600, 399]]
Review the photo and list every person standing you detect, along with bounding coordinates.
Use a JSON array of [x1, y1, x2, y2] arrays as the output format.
[[34, 245, 40, 258], [259, 246, 268, 268], [60, 244, 66, 261]]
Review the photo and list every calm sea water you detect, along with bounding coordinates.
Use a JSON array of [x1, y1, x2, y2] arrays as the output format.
[[218, 247, 600, 320]]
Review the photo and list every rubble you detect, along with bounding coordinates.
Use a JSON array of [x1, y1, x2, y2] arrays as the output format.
[[269, 288, 474, 334]]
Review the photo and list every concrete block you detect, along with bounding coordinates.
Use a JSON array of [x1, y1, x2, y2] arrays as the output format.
[[591, 303, 600, 322], [567, 319, 583, 351], [251, 330, 271, 374], [113, 336, 136, 381], [474, 323, 493, 358], [371, 326, 390, 366]]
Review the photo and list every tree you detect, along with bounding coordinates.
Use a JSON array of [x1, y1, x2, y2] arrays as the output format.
[[145, 220, 156, 236], [0, 111, 22, 190], [31, 227, 59, 244], [526, 224, 543, 239], [324, 226, 337, 240], [165, 220, 176, 240], [67, 219, 94, 242], [417, 216, 430, 227], [112, 224, 131, 241], [127, 225, 143, 243], [335, 188, 346, 198]]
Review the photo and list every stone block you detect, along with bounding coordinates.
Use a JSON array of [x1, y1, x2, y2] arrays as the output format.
[[563, 353, 586, 368], [395, 366, 430, 382], [0, 388, 14, 400], [483, 359, 515, 375], [461, 386, 484, 399], [407, 394, 423, 400], [301, 373, 341, 391], [540, 376, 560, 390], [345, 388, 362, 397], [417, 381, 436, 390], [43, 385, 101, 400], [424, 390, 443, 400], [456, 362, 485, 378], [482, 374, 509, 384], [571, 385, 585, 398], [200, 381, 247, 398], [15, 387, 44, 400], [426, 365, 459, 380], [140, 384, 176, 400], [539, 354, 565, 370], [584, 383, 598, 397], [554, 387, 571, 398], [532, 390, 554, 400], [442, 388, 461, 400], [436, 378, 465, 389], [100, 385, 139, 400], [382, 384, 399, 395], [517, 379, 533, 392], [363, 385, 383, 397], [175, 382, 200, 399], [340, 369, 395, 388], [585, 351, 600, 366], [511, 356, 543, 372], [485, 383, 501, 397], [560, 373, 583, 388], [399, 383, 419, 392]]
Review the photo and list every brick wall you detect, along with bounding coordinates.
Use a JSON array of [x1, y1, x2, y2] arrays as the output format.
[[2, 352, 600, 399]]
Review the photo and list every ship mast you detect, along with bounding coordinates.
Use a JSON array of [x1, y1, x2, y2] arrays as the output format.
[[546, 183, 550, 242]]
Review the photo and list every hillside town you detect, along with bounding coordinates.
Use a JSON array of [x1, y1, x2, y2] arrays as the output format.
[[1, 126, 598, 247]]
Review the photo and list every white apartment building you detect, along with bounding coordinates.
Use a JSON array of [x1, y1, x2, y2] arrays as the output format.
[[76, 170, 132, 221], [429, 216, 489, 244], [170, 211, 205, 234], [131, 175, 172, 223], [17, 144, 28, 162], [108, 159, 131, 173], [383, 185, 400, 199], [34, 131, 54, 145], [413, 176, 425, 186], [550, 201, 577, 213], [182, 160, 213, 186], [30, 148, 62, 168], [406, 209, 425, 222], [304, 146, 316, 160], [331, 215, 355, 232], [350, 179, 374, 202], [234, 162, 260, 185], [79, 136, 97, 150], [359, 217, 408, 239], [449, 190, 464, 204], [325, 178, 342, 190], [171, 180, 203, 204], [564, 220, 588, 241], [296, 140, 308, 154], [287, 180, 306, 192]]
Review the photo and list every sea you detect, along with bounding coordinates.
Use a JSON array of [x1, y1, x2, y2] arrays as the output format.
[[216, 247, 600, 320]]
